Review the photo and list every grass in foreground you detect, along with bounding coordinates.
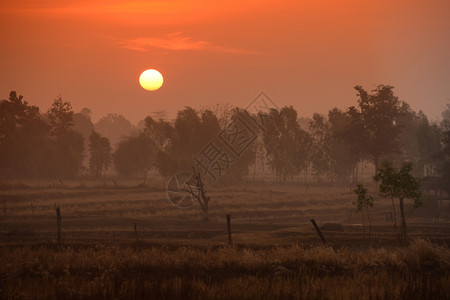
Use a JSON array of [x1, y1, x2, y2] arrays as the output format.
[[1, 239, 449, 300]]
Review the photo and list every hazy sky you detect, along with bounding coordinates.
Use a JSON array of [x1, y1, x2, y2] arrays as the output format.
[[1, 0, 449, 124]]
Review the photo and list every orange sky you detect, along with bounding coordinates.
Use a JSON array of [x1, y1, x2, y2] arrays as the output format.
[[1, 0, 449, 124]]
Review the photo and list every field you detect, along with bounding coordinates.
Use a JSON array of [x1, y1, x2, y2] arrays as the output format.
[[1, 178, 450, 299]]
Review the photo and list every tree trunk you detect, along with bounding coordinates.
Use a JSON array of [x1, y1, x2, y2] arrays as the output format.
[[361, 213, 366, 240], [366, 207, 372, 244], [399, 197, 408, 244], [202, 202, 209, 222], [374, 155, 379, 176], [391, 196, 398, 232]]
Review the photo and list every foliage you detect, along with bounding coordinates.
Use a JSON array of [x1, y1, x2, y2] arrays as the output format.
[[353, 184, 374, 212], [0, 91, 49, 178], [353, 183, 374, 241], [46, 96, 74, 136], [73, 109, 95, 141], [386, 104, 442, 177], [374, 161, 422, 208], [436, 104, 450, 193], [2, 87, 450, 186], [143, 116, 174, 151], [351, 85, 402, 173], [374, 161, 422, 243], [113, 133, 157, 178], [45, 129, 85, 178], [220, 109, 258, 182], [94, 113, 135, 148], [45, 97, 85, 178], [328, 108, 361, 183], [263, 106, 311, 182], [154, 107, 222, 177], [309, 113, 330, 182], [89, 131, 112, 177]]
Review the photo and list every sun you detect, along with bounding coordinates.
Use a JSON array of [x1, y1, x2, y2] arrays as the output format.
[[139, 69, 163, 91]]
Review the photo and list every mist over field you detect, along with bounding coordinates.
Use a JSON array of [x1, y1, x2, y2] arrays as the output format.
[[2, 0, 450, 297], [1, 87, 450, 299]]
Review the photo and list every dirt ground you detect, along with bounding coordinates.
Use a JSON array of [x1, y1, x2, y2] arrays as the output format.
[[1, 180, 449, 248]]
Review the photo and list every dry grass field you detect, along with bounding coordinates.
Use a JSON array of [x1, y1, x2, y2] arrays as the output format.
[[1, 178, 449, 299]]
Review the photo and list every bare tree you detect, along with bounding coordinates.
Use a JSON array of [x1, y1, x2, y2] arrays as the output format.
[[185, 167, 211, 221], [353, 184, 374, 242]]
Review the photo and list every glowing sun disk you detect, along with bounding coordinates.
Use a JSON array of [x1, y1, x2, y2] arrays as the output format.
[[139, 69, 163, 91]]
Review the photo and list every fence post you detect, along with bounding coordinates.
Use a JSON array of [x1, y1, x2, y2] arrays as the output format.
[[56, 206, 62, 245], [134, 223, 139, 242], [226, 214, 232, 245], [310, 218, 327, 246]]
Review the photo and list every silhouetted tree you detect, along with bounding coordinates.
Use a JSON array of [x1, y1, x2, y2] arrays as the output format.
[[89, 131, 112, 177], [113, 133, 157, 178], [73, 109, 95, 171], [263, 107, 311, 182], [0, 91, 48, 178], [352, 85, 402, 174], [353, 184, 374, 241], [144, 116, 177, 179], [328, 108, 361, 183], [156, 107, 221, 176], [374, 161, 422, 244], [391, 105, 442, 176], [309, 113, 330, 183], [45, 97, 84, 178], [47, 96, 74, 136], [95, 113, 135, 148], [220, 109, 258, 182], [436, 105, 450, 193], [185, 167, 211, 221], [144, 116, 174, 151]]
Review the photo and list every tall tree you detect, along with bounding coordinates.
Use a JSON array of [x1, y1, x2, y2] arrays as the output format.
[[328, 108, 361, 183], [143, 116, 174, 151], [89, 131, 112, 177], [436, 105, 450, 193], [353, 184, 374, 241], [95, 113, 136, 148], [157, 107, 221, 176], [394, 105, 442, 176], [309, 113, 330, 183], [263, 106, 311, 182], [144, 116, 177, 179], [45, 97, 84, 178], [221, 108, 258, 182], [0, 91, 48, 178], [353, 85, 402, 174], [47, 96, 74, 136], [73, 108, 95, 170], [113, 133, 157, 179]]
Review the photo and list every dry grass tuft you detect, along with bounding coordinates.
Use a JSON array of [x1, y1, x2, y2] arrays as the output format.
[[1, 240, 449, 299]]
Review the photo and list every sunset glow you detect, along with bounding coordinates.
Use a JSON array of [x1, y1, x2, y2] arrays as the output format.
[[1, 2, 450, 298], [0, 0, 449, 122]]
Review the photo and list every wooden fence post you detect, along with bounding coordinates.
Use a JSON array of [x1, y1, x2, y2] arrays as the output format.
[[310, 218, 327, 246], [226, 214, 232, 245], [56, 206, 62, 245], [134, 223, 139, 242]]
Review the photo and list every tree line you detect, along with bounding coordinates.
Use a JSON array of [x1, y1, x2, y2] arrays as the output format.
[[1, 86, 449, 187]]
